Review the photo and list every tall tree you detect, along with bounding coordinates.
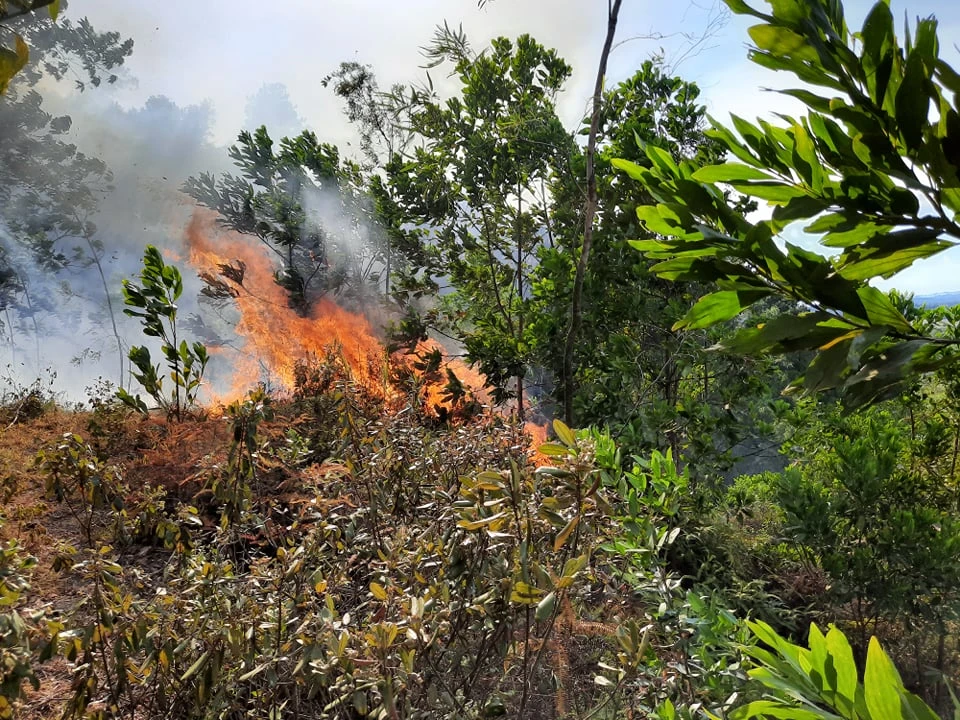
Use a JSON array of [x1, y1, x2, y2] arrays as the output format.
[[562, 0, 622, 426], [532, 61, 765, 470], [381, 28, 575, 420], [0, 0, 131, 377]]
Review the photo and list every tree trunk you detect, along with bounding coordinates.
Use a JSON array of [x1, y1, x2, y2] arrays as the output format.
[[562, 0, 623, 426], [85, 237, 125, 389]]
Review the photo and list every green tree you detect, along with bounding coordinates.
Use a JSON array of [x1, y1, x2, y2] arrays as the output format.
[[777, 401, 960, 668], [531, 61, 773, 474], [380, 28, 575, 420], [616, 0, 960, 407]]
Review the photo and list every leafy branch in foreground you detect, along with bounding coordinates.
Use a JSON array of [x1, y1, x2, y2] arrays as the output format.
[[615, 0, 960, 407], [116, 245, 208, 421], [724, 620, 945, 720]]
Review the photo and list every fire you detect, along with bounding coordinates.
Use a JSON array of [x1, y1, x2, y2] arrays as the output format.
[[185, 213, 388, 404], [525, 422, 551, 467], [183, 211, 486, 415]]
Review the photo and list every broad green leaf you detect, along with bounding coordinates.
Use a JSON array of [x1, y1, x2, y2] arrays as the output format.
[[729, 701, 835, 720], [837, 239, 952, 280], [535, 591, 556, 622], [737, 181, 808, 203], [706, 116, 764, 166], [181, 651, 210, 681], [457, 512, 508, 531], [646, 144, 679, 175], [896, 51, 930, 152], [48, 0, 60, 20], [720, 313, 829, 355], [856, 286, 913, 332], [553, 515, 579, 551], [635, 206, 686, 237], [510, 581, 543, 604], [864, 637, 905, 720], [778, 88, 835, 113], [674, 289, 770, 331], [825, 625, 858, 713], [901, 691, 943, 720], [806, 623, 829, 688], [748, 25, 820, 63], [0, 34, 28, 94], [552, 419, 576, 447], [800, 336, 854, 393], [610, 157, 648, 181], [538, 441, 571, 457], [692, 163, 774, 182]]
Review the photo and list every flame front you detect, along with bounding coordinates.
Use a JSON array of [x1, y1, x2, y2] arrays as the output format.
[[185, 212, 390, 403], [184, 211, 487, 414]]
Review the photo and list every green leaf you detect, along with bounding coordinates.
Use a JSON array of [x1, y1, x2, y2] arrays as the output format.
[[610, 158, 648, 181], [721, 313, 829, 355], [896, 51, 930, 152], [864, 637, 905, 720], [748, 25, 820, 63], [856, 286, 913, 332], [837, 238, 952, 280], [535, 591, 556, 622], [801, 336, 853, 393], [181, 651, 210, 681], [510, 581, 543, 604], [729, 701, 833, 720], [825, 625, 858, 713], [675, 289, 770, 331], [646, 144, 679, 175], [0, 34, 29, 94], [738, 181, 808, 203], [457, 512, 508, 531], [692, 163, 773, 182], [48, 0, 60, 20], [553, 515, 579, 551], [552, 419, 576, 447]]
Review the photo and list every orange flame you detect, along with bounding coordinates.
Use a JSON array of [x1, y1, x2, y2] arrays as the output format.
[[525, 422, 551, 467], [183, 211, 487, 416]]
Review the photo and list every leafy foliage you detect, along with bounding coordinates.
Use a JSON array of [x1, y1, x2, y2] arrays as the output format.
[[730, 621, 944, 720], [617, 0, 960, 407], [0, 2, 131, 379], [378, 30, 575, 417], [116, 246, 209, 421]]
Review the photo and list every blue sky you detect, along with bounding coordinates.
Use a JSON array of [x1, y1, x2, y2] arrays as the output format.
[[62, 0, 960, 295]]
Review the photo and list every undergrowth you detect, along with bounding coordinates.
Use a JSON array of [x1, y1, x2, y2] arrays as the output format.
[[0, 352, 755, 720]]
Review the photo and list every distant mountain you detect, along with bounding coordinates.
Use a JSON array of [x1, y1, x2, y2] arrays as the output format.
[[915, 291, 960, 308]]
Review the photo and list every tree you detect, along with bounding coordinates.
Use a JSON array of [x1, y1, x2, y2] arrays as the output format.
[[561, 0, 622, 426], [529, 61, 773, 473], [0, 1, 131, 378], [185, 127, 384, 313], [117, 245, 209, 421], [380, 29, 575, 420], [0, 0, 58, 92], [616, 0, 960, 408]]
